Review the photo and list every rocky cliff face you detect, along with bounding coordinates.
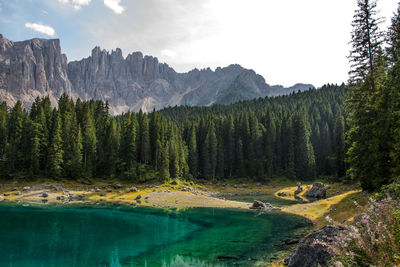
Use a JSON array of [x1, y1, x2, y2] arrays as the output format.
[[0, 34, 313, 113], [0, 34, 72, 108]]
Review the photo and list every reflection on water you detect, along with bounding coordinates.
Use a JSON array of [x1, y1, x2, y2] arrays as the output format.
[[0, 204, 310, 267]]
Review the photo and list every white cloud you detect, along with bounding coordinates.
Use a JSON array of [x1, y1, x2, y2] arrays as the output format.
[[161, 49, 177, 58], [58, 0, 91, 11], [104, 0, 124, 14], [25, 22, 56, 36]]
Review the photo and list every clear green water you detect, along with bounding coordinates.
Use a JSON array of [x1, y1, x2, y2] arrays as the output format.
[[0, 204, 310, 267]]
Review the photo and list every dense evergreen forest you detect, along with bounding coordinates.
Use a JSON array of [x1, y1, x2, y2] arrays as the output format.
[[1, 0, 399, 193], [0, 84, 345, 182]]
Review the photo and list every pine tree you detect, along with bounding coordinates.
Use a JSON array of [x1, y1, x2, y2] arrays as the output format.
[[120, 112, 136, 174], [157, 140, 170, 180], [334, 110, 346, 177], [387, 4, 400, 177], [347, 0, 388, 190], [187, 125, 198, 177], [137, 110, 151, 163], [28, 121, 41, 175], [7, 101, 23, 173], [104, 119, 119, 176], [0, 102, 7, 158], [349, 0, 383, 85], [47, 112, 64, 178], [293, 112, 316, 180], [81, 105, 97, 176]]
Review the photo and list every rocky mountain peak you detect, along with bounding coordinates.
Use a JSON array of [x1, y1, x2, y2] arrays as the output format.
[[0, 34, 314, 114]]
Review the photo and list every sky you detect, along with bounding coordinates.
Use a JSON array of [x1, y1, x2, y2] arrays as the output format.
[[0, 0, 399, 87]]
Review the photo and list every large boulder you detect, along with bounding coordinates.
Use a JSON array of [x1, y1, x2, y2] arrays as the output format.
[[113, 184, 123, 189], [284, 225, 343, 267], [250, 200, 266, 209], [306, 183, 329, 199]]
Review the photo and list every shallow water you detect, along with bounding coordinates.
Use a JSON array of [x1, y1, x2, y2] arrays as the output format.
[[0, 204, 310, 267]]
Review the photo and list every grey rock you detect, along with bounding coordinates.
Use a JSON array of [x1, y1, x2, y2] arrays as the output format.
[[130, 187, 138, 192], [79, 179, 92, 185], [100, 193, 107, 197], [95, 188, 100, 192], [284, 239, 300, 245], [135, 195, 142, 200], [294, 183, 303, 195], [68, 194, 87, 201], [0, 196, 4, 201], [42, 192, 48, 198], [113, 184, 123, 189], [284, 225, 344, 267], [15, 191, 21, 195], [23, 186, 31, 191], [306, 183, 328, 199], [0, 34, 313, 114], [250, 200, 268, 209], [107, 189, 112, 193]]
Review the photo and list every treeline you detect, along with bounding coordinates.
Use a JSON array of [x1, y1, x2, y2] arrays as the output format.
[[346, 0, 400, 191], [161, 84, 346, 180], [0, 85, 345, 182], [0, 96, 188, 180]]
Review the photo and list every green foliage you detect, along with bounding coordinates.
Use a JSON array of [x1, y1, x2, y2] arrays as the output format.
[[346, 0, 400, 191]]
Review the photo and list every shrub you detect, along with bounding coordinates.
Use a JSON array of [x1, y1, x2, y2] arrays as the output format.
[[332, 195, 400, 267]]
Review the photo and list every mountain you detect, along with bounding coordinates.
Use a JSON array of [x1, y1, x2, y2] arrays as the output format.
[[0, 34, 313, 114]]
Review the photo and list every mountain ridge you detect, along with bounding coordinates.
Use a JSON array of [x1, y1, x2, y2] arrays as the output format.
[[0, 34, 313, 114]]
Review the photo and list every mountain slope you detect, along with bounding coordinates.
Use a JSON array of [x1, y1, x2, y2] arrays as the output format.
[[0, 34, 313, 113]]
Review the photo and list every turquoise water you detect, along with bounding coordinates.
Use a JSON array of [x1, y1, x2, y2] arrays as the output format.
[[0, 204, 310, 267]]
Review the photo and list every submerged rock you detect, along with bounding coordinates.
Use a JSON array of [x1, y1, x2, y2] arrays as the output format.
[[306, 183, 329, 199], [217, 255, 240, 260], [135, 195, 142, 200], [284, 225, 344, 267]]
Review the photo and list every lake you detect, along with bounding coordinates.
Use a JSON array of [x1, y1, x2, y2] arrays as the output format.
[[0, 204, 310, 266]]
